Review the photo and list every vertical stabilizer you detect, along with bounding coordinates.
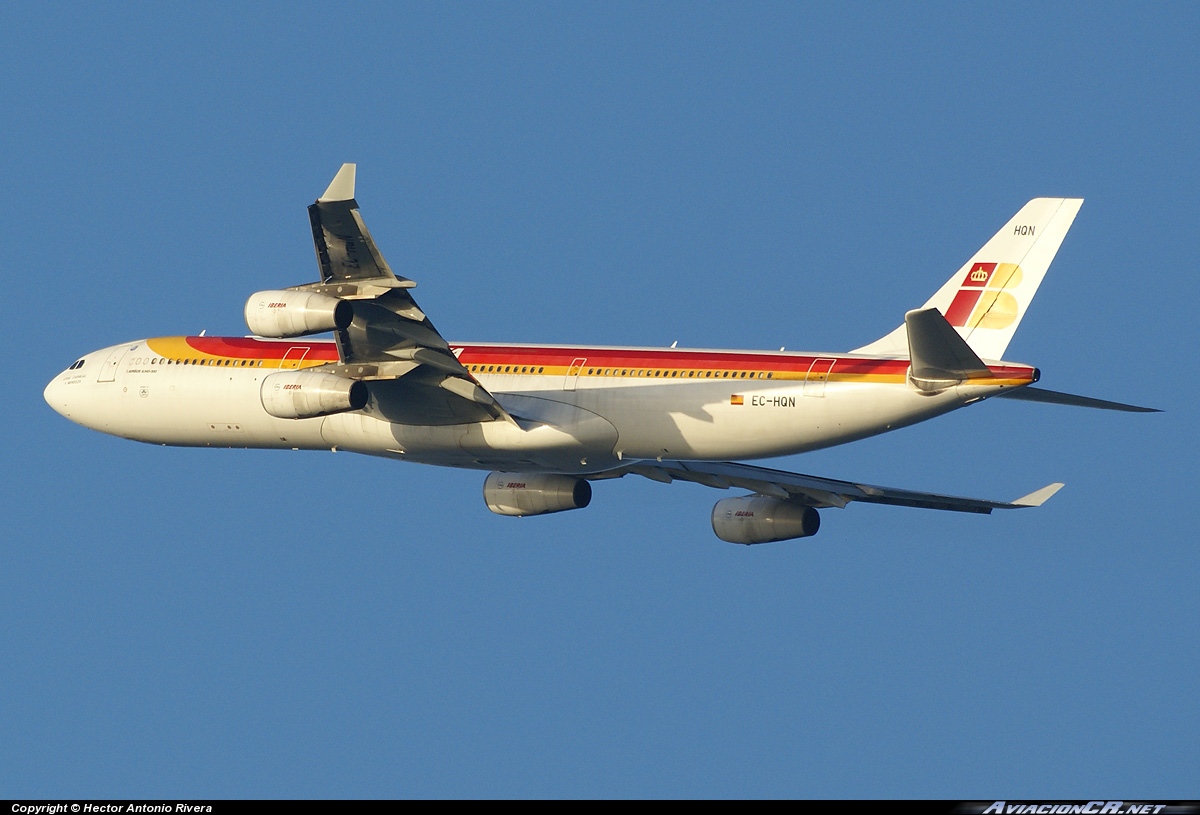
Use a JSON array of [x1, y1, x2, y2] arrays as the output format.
[[853, 198, 1083, 361]]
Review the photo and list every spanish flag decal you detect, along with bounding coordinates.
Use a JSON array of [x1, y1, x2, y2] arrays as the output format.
[[730, 395, 744, 405]]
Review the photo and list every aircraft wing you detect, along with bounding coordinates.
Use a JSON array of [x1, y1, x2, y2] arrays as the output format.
[[294, 164, 513, 425], [589, 459, 1063, 514], [309, 163, 406, 287]]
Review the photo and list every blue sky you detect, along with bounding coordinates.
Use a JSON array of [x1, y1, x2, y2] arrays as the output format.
[[4, 3, 1197, 798]]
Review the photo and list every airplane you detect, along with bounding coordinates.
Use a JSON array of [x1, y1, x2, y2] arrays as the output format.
[[43, 164, 1156, 544]]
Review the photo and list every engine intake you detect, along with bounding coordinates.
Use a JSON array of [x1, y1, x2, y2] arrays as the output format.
[[483, 472, 592, 517], [245, 290, 353, 338], [260, 371, 368, 420], [711, 496, 820, 544]]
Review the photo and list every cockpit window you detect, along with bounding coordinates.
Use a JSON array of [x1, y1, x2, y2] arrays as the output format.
[[68, 359, 85, 370]]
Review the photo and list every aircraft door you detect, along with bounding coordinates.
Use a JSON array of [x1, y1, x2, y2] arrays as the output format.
[[97, 345, 134, 382], [563, 357, 587, 391], [280, 347, 310, 370], [803, 358, 837, 397]]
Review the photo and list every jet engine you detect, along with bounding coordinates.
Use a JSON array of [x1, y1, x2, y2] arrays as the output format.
[[245, 290, 353, 338], [711, 496, 820, 544], [483, 472, 593, 517], [260, 371, 368, 420]]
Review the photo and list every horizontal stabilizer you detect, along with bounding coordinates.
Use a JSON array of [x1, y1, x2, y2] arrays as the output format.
[[905, 307, 991, 391], [996, 386, 1160, 413]]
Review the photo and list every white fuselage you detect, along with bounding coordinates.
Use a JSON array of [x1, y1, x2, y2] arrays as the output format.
[[44, 336, 1037, 474]]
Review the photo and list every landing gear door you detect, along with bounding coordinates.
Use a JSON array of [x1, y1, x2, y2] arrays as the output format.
[[563, 358, 587, 391]]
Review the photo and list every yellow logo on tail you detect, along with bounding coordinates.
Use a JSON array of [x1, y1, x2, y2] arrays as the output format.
[[946, 263, 1023, 329]]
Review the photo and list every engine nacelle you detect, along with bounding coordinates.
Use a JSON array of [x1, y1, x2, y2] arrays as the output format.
[[260, 371, 368, 420], [711, 496, 820, 544], [245, 290, 353, 338], [483, 472, 593, 517]]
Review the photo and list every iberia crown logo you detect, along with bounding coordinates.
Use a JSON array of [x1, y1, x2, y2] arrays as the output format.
[[944, 262, 1023, 329]]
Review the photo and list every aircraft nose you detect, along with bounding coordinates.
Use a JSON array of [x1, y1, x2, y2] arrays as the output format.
[[44, 374, 71, 418]]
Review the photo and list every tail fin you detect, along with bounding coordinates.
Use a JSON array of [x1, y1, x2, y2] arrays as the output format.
[[853, 198, 1084, 361]]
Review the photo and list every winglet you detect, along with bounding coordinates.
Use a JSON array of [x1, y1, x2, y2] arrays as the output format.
[[319, 163, 356, 202], [1011, 482, 1064, 507]]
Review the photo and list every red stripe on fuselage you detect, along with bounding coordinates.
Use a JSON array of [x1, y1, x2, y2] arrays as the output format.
[[187, 337, 1035, 381], [185, 336, 340, 361], [456, 345, 913, 375], [453, 344, 1035, 380]]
